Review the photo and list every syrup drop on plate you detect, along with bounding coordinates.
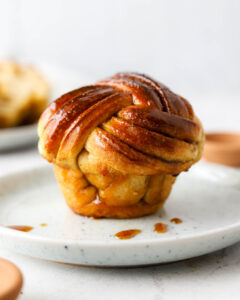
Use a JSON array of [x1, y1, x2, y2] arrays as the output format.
[[154, 223, 167, 233], [6, 225, 33, 232], [115, 229, 141, 239], [170, 218, 182, 224]]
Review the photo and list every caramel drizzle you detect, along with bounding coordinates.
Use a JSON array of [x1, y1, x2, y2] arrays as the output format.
[[154, 222, 167, 233], [6, 225, 33, 232], [115, 229, 141, 239], [170, 218, 182, 224]]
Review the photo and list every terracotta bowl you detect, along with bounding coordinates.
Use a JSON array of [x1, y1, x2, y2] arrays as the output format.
[[0, 258, 23, 300], [203, 132, 240, 167]]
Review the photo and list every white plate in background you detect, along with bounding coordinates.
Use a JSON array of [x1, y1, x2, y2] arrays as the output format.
[[0, 124, 38, 151], [0, 162, 240, 267]]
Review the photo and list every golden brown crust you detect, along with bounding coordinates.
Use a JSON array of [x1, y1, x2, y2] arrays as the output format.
[[54, 164, 173, 218], [38, 72, 204, 218]]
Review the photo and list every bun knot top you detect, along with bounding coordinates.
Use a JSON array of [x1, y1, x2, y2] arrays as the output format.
[[38, 72, 204, 175]]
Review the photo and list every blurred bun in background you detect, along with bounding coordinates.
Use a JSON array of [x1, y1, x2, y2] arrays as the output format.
[[0, 61, 49, 128]]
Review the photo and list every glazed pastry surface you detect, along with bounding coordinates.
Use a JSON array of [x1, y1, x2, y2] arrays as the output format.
[[38, 72, 204, 218], [0, 61, 49, 128]]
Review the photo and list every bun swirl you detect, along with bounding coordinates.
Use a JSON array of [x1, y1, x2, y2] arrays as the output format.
[[38, 72, 204, 218]]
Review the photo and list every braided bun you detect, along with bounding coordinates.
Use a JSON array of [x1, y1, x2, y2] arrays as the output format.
[[38, 72, 204, 218]]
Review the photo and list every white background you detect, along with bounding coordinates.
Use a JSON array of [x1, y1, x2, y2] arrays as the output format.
[[1, 0, 240, 95], [1, 0, 240, 133]]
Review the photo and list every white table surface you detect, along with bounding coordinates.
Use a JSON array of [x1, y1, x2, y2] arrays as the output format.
[[0, 94, 240, 300]]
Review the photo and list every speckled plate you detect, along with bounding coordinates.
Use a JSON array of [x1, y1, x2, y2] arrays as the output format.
[[0, 162, 240, 267]]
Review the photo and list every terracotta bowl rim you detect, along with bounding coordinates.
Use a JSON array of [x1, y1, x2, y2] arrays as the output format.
[[205, 132, 240, 150]]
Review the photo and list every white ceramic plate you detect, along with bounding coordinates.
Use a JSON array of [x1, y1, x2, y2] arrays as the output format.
[[0, 162, 240, 267], [0, 124, 38, 151], [0, 63, 91, 151]]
